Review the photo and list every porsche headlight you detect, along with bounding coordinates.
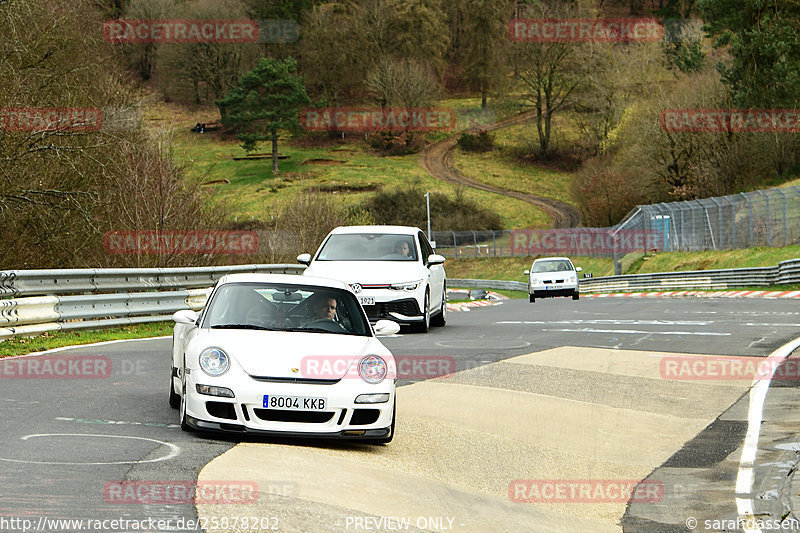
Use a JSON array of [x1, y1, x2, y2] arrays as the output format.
[[359, 355, 387, 384], [389, 280, 422, 291], [199, 347, 230, 376]]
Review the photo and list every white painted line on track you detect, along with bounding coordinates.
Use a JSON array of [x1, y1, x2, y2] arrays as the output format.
[[735, 335, 800, 532], [497, 319, 714, 326], [0, 433, 180, 465], [540, 328, 731, 336]]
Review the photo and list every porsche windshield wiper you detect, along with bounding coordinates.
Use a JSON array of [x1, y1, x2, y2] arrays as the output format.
[[209, 324, 279, 331], [283, 327, 352, 334]]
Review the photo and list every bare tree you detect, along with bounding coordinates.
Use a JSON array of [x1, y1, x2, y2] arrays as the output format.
[[0, 0, 229, 268], [121, 0, 177, 81], [573, 41, 670, 158], [366, 57, 442, 147], [508, 2, 596, 158], [300, 2, 365, 107], [156, 0, 260, 104]]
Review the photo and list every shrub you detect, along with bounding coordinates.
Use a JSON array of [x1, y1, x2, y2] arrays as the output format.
[[367, 131, 425, 155], [362, 186, 503, 231], [571, 162, 645, 227], [457, 131, 494, 152]]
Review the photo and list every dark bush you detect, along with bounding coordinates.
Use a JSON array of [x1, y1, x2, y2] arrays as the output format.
[[367, 131, 425, 155], [362, 186, 503, 231], [457, 131, 494, 152]]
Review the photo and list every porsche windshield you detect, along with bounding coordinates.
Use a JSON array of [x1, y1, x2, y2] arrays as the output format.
[[316, 233, 418, 261], [202, 282, 370, 336]]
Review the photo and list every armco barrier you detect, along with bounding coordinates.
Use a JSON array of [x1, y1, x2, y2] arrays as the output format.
[[2, 259, 798, 340], [0, 264, 305, 340], [451, 258, 800, 294], [0, 264, 304, 298], [448, 279, 528, 292]]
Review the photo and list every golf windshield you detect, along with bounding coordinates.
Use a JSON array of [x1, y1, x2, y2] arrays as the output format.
[[532, 260, 573, 273], [316, 233, 418, 261]]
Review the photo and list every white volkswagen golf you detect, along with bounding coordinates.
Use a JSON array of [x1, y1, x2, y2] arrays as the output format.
[[524, 257, 582, 303], [169, 273, 400, 443], [298, 225, 447, 332]]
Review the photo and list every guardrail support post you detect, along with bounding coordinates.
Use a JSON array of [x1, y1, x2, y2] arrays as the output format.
[[729, 195, 737, 248], [612, 231, 621, 275], [757, 190, 771, 246], [775, 188, 787, 247], [709, 197, 723, 249], [471, 230, 478, 257], [740, 193, 753, 247]]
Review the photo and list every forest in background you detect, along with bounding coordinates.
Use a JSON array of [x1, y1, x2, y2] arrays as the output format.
[[1, 0, 798, 267]]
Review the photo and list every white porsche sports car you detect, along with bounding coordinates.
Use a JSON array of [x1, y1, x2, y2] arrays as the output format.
[[169, 273, 400, 443], [298, 225, 447, 332]]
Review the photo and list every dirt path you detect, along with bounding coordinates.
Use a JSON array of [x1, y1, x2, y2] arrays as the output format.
[[420, 111, 582, 228]]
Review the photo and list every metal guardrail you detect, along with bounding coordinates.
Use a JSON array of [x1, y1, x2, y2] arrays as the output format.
[[448, 279, 528, 292], [2, 259, 798, 341], [0, 264, 305, 298], [579, 258, 800, 293], [451, 258, 800, 294], [0, 264, 305, 340]]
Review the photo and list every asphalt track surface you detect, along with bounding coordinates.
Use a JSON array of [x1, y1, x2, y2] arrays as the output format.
[[1, 297, 799, 532]]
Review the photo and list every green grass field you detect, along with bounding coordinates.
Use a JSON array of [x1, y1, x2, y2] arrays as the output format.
[[0, 322, 174, 358], [151, 95, 561, 228], [172, 131, 549, 228]]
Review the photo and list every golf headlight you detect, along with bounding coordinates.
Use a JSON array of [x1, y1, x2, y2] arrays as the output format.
[[199, 347, 230, 376], [390, 280, 422, 291], [359, 355, 387, 384]]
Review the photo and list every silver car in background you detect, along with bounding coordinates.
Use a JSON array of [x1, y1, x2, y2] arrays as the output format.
[[524, 257, 582, 303]]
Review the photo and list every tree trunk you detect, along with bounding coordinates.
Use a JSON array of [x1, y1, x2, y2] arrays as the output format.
[[536, 89, 548, 156]]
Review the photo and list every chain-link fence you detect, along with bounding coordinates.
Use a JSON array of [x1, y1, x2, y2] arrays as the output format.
[[616, 186, 800, 252], [432, 185, 800, 258]]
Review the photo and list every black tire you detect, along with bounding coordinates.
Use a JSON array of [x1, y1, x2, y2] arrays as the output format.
[[529, 294, 535, 303], [413, 291, 430, 333], [168, 371, 180, 409], [431, 286, 446, 327], [179, 364, 193, 432], [572, 292, 580, 300], [367, 400, 395, 445]]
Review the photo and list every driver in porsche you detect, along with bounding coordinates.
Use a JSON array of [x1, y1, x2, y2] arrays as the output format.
[[310, 295, 337, 321]]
